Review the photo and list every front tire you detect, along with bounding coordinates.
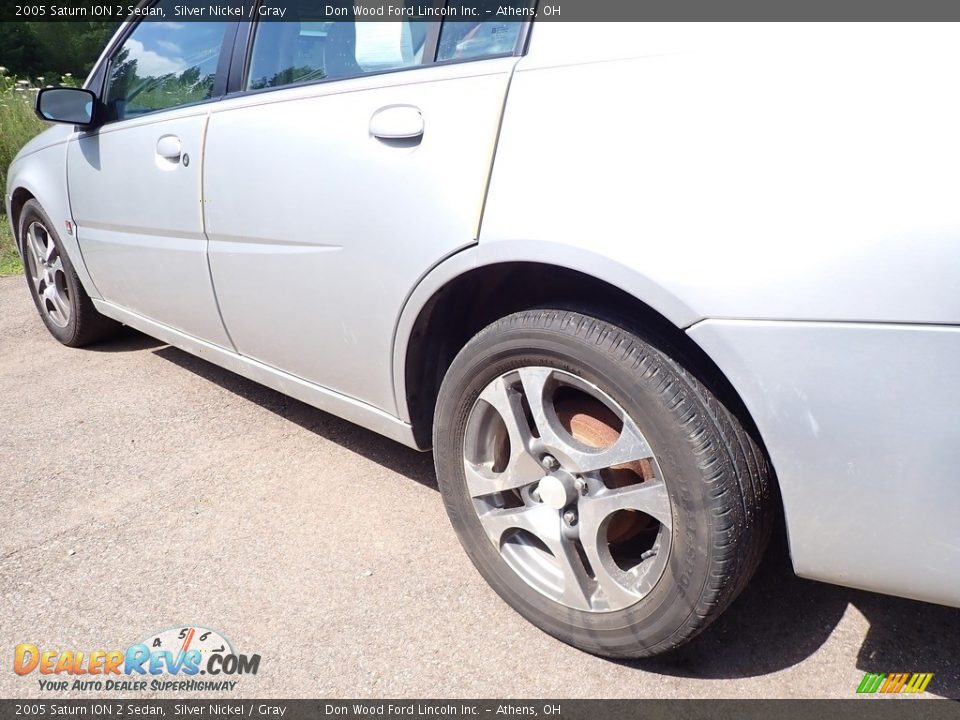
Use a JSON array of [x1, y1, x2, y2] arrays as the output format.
[[433, 309, 772, 658], [19, 199, 119, 347]]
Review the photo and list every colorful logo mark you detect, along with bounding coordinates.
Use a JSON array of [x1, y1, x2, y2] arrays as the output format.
[[13, 626, 260, 690], [857, 672, 933, 694]]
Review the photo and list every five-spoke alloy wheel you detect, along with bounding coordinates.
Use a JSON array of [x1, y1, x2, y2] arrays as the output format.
[[18, 199, 118, 347], [434, 309, 773, 658], [465, 367, 672, 613], [24, 220, 72, 329]]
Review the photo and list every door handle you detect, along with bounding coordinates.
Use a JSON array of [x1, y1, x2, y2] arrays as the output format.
[[369, 106, 424, 140], [156, 135, 182, 160]]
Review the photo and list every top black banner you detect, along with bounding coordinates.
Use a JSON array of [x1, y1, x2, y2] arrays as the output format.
[[7, 0, 960, 22]]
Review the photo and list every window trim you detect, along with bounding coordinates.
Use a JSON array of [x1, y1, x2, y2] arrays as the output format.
[[514, 0, 538, 56], [226, 11, 257, 95], [91, 0, 240, 127], [232, 4, 443, 97], [432, 0, 537, 63], [421, 0, 447, 62], [224, 2, 534, 101]]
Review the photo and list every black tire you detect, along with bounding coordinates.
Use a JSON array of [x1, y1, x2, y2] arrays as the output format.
[[19, 199, 119, 347], [433, 309, 772, 658]]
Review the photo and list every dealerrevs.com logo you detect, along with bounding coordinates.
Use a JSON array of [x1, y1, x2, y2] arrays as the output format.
[[14, 626, 260, 692]]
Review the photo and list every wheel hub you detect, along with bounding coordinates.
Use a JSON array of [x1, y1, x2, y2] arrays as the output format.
[[537, 472, 577, 510]]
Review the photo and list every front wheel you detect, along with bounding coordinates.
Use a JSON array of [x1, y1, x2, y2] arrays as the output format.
[[433, 309, 772, 658], [19, 199, 119, 347]]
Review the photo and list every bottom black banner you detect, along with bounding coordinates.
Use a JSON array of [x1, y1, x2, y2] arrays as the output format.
[[0, 700, 958, 720]]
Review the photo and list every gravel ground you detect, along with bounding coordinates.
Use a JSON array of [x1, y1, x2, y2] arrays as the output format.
[[1, 275, 958, 699]]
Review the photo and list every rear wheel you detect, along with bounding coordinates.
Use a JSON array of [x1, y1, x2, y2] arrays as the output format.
[[19, 199, 119, 347], [433, 309, 772, 657]]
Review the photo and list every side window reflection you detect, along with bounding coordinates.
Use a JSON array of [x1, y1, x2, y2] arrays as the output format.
[[246, 12, 427, 90], [105, 4, 228, 122]]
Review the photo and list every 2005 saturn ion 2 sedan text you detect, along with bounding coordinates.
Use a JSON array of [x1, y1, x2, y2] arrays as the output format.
[[6, 9, 960, 657]]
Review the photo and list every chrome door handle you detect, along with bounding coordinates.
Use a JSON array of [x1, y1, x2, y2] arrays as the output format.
[[369, 106, 424, 140], [156, 135, 182, 160]]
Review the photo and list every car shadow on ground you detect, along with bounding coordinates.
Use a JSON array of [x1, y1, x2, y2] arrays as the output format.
[[149, 335, 959, 696], [86, 325, 166, 353], [631, 526, 960, 697], [151, 342, 438, 491]]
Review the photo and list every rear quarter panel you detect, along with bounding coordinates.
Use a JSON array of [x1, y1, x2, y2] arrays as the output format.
[[482, 22, 960, 325], [479, 22, 960, 605]]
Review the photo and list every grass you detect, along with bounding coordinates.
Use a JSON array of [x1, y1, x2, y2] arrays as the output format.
[[0, 65, 75, 277], [1, 70, 48, 201], [0, 216, 21, 276]]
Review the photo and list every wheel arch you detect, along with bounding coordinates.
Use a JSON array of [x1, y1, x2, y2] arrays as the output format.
[[394, 245, 774, 482], [9, 187, 36, 254], [6, 139, 101, 300]]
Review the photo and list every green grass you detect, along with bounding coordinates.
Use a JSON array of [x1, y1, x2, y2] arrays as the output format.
[[0, 66, 67, 277], [0, 215, 22, 276], [1, 71, 48, 201]]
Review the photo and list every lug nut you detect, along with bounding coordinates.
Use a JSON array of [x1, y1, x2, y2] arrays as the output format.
[[574, 478, 588, 495], [542, 455, 559, 471], [562, 510, 578, 526]]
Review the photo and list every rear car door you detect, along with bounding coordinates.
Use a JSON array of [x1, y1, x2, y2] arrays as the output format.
[[203, 4, 529, 413], [68, 4, 235, 347]]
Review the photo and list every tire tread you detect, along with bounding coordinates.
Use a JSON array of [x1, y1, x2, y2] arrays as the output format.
[[439, 308, 773, 657]]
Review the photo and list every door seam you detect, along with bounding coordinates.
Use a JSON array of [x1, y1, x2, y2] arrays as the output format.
[[199, 111, 239, 353]]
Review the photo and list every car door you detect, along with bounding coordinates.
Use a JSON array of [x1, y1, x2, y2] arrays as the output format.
[[204, 7, 529, 414], [67, 6, 235, 347]]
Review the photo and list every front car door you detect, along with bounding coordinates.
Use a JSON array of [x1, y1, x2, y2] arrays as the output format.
[[68, 3, 235, 347], [203, 2, 531, 414]]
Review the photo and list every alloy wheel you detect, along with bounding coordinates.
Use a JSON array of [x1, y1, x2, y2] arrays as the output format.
[[24, 221, 71, 328], [463, 367, 673, 612]]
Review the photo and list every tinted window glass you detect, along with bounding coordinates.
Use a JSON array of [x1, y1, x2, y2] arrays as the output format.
[[104, 6, 228, 121], [247, 16, 427, 90], [437, 1, 526, 61]]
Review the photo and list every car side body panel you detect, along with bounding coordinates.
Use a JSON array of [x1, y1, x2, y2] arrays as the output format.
[[204, 58, 518, 416], [67, 106, 234, 348]]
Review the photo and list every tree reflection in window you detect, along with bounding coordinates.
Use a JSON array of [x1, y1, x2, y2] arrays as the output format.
[[104, 19, 228, 121]]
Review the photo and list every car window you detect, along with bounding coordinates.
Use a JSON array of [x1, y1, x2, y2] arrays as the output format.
[[246, 12, 428, 90], [104, 4, 228, 122], [436, 1, 527, 61]]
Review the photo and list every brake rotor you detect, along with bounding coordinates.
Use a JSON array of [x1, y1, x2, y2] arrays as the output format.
[[556, 392, 656, 545]]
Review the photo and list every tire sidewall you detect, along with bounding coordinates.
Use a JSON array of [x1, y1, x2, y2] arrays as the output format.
[[434, 317, 720, 655]]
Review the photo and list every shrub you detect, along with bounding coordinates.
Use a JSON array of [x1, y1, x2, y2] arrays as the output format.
[[0, 66, 69, 199], [0, 66, 75, 275]]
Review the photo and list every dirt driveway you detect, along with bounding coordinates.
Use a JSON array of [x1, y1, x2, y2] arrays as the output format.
[[1, 275, 958, 699]]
